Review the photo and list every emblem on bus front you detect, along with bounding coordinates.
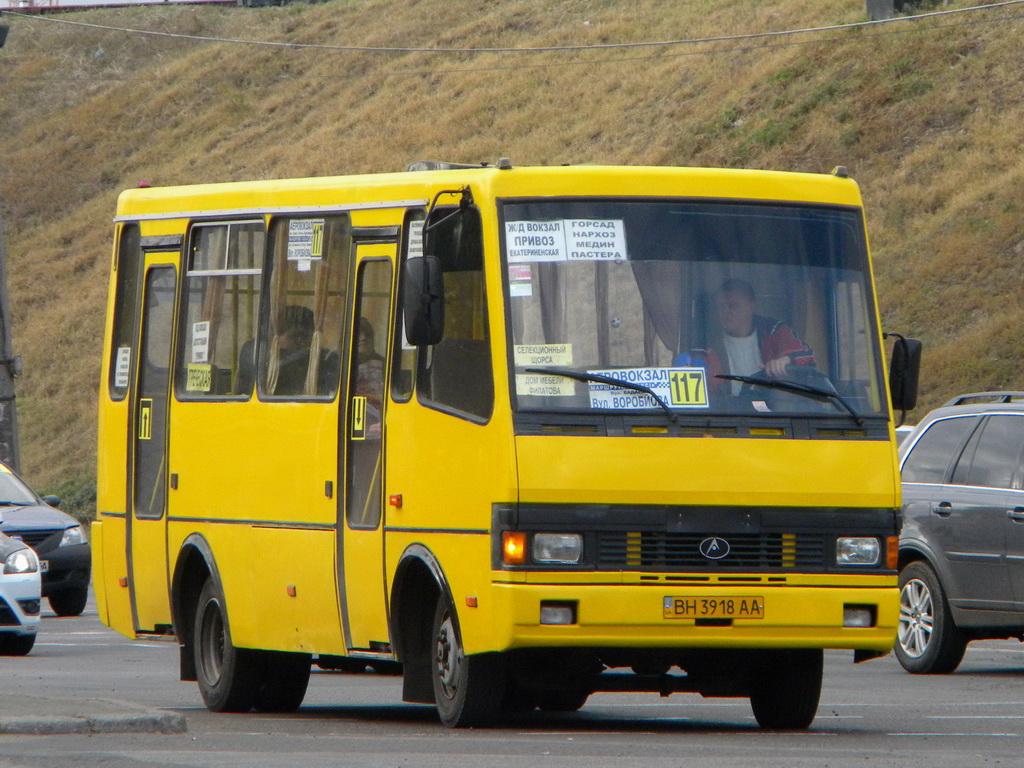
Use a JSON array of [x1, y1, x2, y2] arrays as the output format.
[[699, 537, 730, 560]]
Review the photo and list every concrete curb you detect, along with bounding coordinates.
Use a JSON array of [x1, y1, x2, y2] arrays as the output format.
[[0, 697, 187, 735]]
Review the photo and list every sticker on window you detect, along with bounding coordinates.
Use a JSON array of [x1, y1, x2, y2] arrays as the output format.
[[186, 364, 213, 393], [138, 399, 153, 440], [514, 344, 573, 368], [191, 321, 210, 364], [406, 220, 424, 260], [506, 220, 566, 263], [506, 219, 627, 264], [516, 373, 575, 397], [508, 264, 533, 297], [114, 346, 131, 389], [587, 367, 709, 410], [287, 219, 325, 272], [564, 219, 626, 262]]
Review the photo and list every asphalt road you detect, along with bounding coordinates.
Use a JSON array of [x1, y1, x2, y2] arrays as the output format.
[[2, 591, 1024, 767]]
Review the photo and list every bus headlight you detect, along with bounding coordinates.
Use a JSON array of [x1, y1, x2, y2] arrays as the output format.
[[533, 533, 583, 565], [836, 537, 880, 566], [4, 548, 39, 575]]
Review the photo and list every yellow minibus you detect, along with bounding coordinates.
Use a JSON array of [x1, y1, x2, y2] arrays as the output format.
[[92, 161, 918, 729]]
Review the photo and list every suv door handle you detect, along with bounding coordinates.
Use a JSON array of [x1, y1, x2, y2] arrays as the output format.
[[1007, 507, 1024, 523], [932, 502, 953, 516]]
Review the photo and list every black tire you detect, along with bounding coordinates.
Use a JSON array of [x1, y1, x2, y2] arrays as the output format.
[[749, 649, 822, 730], [536, 689, 589, 713], [431, 596, 505, 727], [48, 586, 89, 617], [194, 579, 260, 712], [252, 650, 312, 713], [894, 560, 967, 674], [0, 633, 36, 656]]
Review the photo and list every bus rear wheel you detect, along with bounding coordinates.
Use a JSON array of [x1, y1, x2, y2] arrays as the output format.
[[252, 650, 312, 713], [749, 649, 822, 730], [431, 596, 504, 727], [194, 579, 260, 712]]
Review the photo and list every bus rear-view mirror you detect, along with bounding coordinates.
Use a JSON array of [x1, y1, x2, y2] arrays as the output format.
[[887, 334, 922, 413], [403, 256, 444, 347]]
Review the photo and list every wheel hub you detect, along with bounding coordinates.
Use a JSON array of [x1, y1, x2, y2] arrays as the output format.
[[435, 615, 459, 695], [898, 578, 933, 658]]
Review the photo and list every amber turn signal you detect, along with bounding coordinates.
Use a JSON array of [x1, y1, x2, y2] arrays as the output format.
[[502, 531, 527, 565]]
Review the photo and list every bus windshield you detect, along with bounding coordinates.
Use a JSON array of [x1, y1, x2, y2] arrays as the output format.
[[502, 199, 886, 421]]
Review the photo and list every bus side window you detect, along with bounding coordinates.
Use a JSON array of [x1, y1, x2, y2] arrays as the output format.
[[258, 216, 351, 400], [416, 204, 493, 421], [391, 209, 424, 402], [108, 223, 141, 400], [176, 221, 264, 399]]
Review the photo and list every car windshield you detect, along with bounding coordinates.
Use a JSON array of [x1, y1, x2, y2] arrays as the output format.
[[502, 199, 886, 420], [0, 468, 38, 506]]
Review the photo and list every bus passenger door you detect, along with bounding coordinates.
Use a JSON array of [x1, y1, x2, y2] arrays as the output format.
[[128, 259, 177, 634], [340, 248, 394, 653]]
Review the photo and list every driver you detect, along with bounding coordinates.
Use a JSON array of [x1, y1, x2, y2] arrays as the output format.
[[702, 278, 815, 395]]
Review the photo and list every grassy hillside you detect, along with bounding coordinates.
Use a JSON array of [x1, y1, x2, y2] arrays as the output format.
[[2, 0, 1023, 514]]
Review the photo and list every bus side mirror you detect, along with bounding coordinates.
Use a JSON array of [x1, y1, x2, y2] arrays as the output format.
[[403, 256, 444, 347], [888, 334, 922, 413]]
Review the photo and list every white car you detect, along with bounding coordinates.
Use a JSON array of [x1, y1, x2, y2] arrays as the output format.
[[0, 515, 41, 655]]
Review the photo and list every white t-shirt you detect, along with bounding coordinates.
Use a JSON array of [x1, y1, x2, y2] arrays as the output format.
[[722, 332, 762, 394]]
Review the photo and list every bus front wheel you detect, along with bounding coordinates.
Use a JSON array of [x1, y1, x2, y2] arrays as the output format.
[[194, 579, 260, 712], [748, 649, 822, 730], [431, 596, 504, 727]]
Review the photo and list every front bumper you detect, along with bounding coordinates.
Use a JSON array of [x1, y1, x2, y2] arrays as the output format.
[[488, 578, 898, 653], [38, 543, 91, 597], [0, 570, 41, 636]]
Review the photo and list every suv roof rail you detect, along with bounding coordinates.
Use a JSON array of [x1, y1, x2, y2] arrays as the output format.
[[943, 391, 1024, 407]]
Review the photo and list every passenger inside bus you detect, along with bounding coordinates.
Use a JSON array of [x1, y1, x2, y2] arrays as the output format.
[[273, 305, 341, 397], [234, 306, 340, 397], [354, 317, 384, 436]]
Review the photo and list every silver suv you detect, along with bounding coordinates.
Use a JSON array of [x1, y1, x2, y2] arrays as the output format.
[[896, 392, 1024, 673]]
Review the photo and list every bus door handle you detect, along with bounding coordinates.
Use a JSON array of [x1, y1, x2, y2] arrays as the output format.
[[932, 502, 953, 517], [1007, 507, 1024, 523]]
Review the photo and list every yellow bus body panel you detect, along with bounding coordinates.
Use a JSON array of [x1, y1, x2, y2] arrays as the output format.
[[515, 435, 900, 508], [164, 400, 342, 648]]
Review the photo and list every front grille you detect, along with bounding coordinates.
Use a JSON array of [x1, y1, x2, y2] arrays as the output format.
[[597, 531, 827, 570], [6, 530, 56, 550]]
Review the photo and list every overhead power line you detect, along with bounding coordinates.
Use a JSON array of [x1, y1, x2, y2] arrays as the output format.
[[3, 0, 1023, 56]]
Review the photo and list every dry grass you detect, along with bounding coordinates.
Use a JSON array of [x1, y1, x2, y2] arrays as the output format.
[[1, 0, 1023, 495]]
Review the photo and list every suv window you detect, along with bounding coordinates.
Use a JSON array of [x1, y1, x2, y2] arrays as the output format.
[[902, 416, 979, 484], [950, 414, 1024, 489]]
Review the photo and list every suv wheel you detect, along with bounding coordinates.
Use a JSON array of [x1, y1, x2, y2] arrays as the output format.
[[895, 561, 967, 674]]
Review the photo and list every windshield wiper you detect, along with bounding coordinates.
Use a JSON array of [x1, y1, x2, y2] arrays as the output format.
[[717, 374, 864, 427], [525, 367, 678, 424], [0, 500, 30, 506]]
